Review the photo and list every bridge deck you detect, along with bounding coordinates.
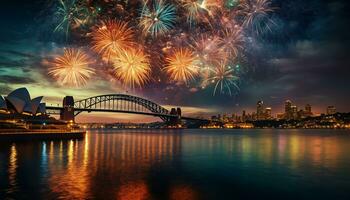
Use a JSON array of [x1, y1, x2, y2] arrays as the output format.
[[46, 106, 209, 122]]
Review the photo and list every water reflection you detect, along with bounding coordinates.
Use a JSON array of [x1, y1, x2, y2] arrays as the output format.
[[1, 129, 350, 199], [7, 144, 18, 195]]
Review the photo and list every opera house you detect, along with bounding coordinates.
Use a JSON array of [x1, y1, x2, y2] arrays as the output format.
[[0, 87, 46, 116], [0, 88, 69, 130]]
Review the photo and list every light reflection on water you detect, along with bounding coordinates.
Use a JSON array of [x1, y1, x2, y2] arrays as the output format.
[[1, 129, 350, 199]]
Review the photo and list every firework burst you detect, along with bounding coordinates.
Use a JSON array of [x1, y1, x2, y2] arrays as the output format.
[[112, 48, 151, 88], [239, 0, 275, 34], [140, 0, 177, 37], [181, 0, 222, 24], [91, 20, 134, 61], [181, 0, 204, 23], [164, 48, 200, 84], [192, 35, 227, 72], [54, 0, 90, 39], [48, 48, 95, 87], [205, 63, 239, 96], [45, 0, 277, 96], [220, 27, 244, 59]]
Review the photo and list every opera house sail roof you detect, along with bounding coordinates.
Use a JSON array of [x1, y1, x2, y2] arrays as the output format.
[[0, 95, 7, 110], [1, 88, 46, 115]]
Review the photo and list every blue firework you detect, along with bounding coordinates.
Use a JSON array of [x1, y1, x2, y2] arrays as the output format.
[[140, 0, 177, 37]]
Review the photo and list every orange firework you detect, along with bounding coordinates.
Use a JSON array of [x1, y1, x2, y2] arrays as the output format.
[[164, 48, 200, 84], [112, 48, 151, 88], [48, 48, 95, 87], [91, 20, 134, 61]]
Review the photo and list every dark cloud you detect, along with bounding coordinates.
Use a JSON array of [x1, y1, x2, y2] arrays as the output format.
[[0, 49, 37, 58], [0, 75, 35, 84], [0, 84, 12, 94]]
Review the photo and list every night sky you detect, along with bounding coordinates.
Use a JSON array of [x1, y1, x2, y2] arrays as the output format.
[[0, 0, 349, 122]]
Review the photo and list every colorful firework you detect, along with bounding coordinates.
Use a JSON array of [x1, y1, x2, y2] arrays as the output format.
[[140, 0, 177, 37], [181, 0, 222, 24], [45, 0, 277, 96], [181, 0, 204, 23], [225, 0, 240, 9], [220, 27, 244, 59], [205, 64, 239, 96], [112, 48, 151, 88], [54, 0, 90, 39], [48, 48, 95, 87], [164, 48, 200, 84], [239, 0, 275, 34], [192, 35, 227, 69], [91, 20, 134, 61]]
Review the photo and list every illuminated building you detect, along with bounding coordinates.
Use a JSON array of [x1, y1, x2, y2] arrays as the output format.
[[284, 100, 292, 120], [305, 104, 312, 114], [303, 104, 313, 118], [265, 107, 272, 119], [257, 101, 265, 120], [276, 113, 284, 120], [242, 110, 246, 122], [291, 105, 298, 119], [327, 106, 336, 115], [0, 88, 46, 116]]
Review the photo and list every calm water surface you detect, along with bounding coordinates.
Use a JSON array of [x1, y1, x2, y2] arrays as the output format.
[[1, 129, 350, 200]]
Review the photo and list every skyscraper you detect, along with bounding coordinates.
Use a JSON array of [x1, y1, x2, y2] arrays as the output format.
[[304, 104, 313, 117], [305, 104, 312, 113], [257, 101, 265, 120], [265, 107, 272, 119], [242, 110, 246, 122], [327, 106, 336, 115], [285, 100, 292, 120], [291, 105, 298, 119]]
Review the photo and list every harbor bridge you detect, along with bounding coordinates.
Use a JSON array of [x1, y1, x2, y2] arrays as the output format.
[[46, 94, 209, 124]]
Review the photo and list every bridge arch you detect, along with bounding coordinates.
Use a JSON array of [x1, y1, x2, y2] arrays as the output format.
[[73, 94, 171, 121]]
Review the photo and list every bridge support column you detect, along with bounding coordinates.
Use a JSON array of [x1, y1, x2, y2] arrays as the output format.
[[60, 96, 75, 122], [167, 107, 182, 127]]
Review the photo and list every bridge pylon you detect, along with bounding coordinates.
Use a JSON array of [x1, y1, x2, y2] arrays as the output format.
[[167, 107, 182, 126], [60, 96, 75, 122]]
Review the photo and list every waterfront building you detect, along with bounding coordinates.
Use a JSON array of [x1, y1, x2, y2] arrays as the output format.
[[302, 104, 313, 118], [265, 107, 272, 119], [291, 105, 298, 119], [257, 101, 265, 120], [284, 100, 293, 120], [276, 113, 285, 120], [242, 110, 246, 122], [327, 106, 336, 115], [305, 104, 312, 114], [0, 88, 46, 116]]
